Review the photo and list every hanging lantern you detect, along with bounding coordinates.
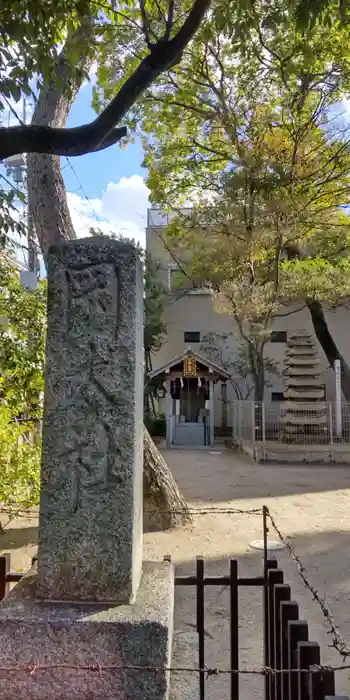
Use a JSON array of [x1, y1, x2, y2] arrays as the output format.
[[183, 357, 197, 377], [157, 384, 167, 399]]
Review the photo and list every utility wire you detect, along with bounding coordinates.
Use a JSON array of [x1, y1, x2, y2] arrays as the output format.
[[64, 157, 103, 224], [2, 96, 24, 126], [137, 208, 211, 307]]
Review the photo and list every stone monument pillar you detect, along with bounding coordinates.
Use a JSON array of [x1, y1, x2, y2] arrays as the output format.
[[37, 237, 143, 603], [0, 238, 173, 700]]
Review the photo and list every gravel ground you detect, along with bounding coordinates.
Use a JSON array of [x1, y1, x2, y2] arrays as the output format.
[[1, 446, 350, 699]]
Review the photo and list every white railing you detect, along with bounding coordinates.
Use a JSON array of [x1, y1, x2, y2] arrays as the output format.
[[147, 207, 209, 228], [230, 401, 350, 446], [147, 208, 193, 228]]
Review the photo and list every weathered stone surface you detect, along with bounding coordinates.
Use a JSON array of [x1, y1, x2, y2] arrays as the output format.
[[0, 562, 174, 700], [170, 631, 199, 700], [37, 237, 144, 603]]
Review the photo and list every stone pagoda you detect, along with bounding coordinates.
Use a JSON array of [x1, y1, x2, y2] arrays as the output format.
[[280, 331, 328, 443]]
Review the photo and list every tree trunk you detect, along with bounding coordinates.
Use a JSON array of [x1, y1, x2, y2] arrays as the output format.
[[250, 348, 265, 440], [253, 373, 265, 403], [143, 427, 192, 531], [307, 299, 350, 400], [27, 33, 192, 531], [27, 23, 93, 255], [283, 243, 350, 400], [253, 375, 265, 441]]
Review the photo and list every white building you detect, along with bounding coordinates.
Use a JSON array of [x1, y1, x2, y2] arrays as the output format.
[[146, 208, 350, 447]]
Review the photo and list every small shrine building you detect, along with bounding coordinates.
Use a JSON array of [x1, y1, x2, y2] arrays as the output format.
[[148, 348, 230, 446]]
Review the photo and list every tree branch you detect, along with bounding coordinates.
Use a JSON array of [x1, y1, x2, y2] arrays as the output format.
[[165, 0, 175, 39], [0, 0, 210, 160], [0, 125, 128, 158], [139, 0, 151, 47]]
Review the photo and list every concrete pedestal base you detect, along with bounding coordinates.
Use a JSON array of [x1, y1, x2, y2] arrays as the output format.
[[0, 561, 174, 700]]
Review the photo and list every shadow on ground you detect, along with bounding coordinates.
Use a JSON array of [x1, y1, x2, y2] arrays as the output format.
[[161, 447, 350, 502], [171, 527, 350, 700]]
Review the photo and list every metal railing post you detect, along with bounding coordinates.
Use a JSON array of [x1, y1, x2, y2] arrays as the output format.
[[262, 403, 266, 442], [238, 401, 242, 443], [329, 402, 334, 463], [329, 402, 333, 444], [262, 403, 266, 461]]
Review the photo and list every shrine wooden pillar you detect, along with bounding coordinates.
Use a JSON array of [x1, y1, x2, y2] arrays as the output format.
[[209, 368, 215, 445]]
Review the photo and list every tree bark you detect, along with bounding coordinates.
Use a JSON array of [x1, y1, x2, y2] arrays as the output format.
[[0, 0, 210, 159], [27, 34, 192, 531], [27, 25, 92, 256], [307, 299, 350, 400], [283, 243, 350, 399], [143, 427, 192, 531]]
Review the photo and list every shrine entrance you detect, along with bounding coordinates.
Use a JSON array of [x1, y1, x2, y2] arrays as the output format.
[[148, 349, 230, 447], [180, 377, 206, 422]]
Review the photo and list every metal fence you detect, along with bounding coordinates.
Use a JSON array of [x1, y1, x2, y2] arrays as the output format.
[[230, 401, 350, 447], [1, 548, 347, 700], [264, 559, 339, 700]]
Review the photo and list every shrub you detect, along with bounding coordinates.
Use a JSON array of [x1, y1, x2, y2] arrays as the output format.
[[0, 406, 41, 525], [144, 414, 166, 438]]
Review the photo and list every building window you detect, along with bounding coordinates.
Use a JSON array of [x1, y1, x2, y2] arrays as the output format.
[[184, 331, 200, 344], [271, 392, 284, 402], [270, 330, 287, 343], [168, 265, 192, 292]]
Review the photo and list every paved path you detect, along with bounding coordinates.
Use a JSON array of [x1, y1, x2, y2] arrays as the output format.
[[2, 446, 350, 699], [144, 446, 350, 700]]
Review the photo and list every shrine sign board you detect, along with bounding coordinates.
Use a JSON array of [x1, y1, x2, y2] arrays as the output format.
[[183, 357, 197, 377]]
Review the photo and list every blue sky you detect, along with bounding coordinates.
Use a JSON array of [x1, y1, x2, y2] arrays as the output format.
[[4, 76, 348, 264], [62, 80, 149, 246], [0, 75, 150, 255], [65, 83, 146, 195]]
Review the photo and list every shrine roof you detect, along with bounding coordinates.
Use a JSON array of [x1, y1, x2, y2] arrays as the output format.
[[148, 347, 230, 380]]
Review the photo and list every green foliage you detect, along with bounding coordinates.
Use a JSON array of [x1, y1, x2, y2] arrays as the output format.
[[200, 332, 279, 399], [144, 253, 166, 358], [0, 0, 100, 112], [1, 0, 176, 122], [144, 255, 167, 416], [0, 261, 45, 521], [0, 407, 41, 523], [102, 0, 350, 400], [0, 190, 27, 246], [281, 257, 350, 304], [144, 413, 166, 437], [93, 0, 205, 118], [293, 0, 349, 30], [0, 260, 46, 419]]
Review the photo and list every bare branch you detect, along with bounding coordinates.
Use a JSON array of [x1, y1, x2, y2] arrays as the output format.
[[139, 0, 151, 47], [165, 0, 175, 39], [275, 305, 306, 317], [144, 94, 216, 120]]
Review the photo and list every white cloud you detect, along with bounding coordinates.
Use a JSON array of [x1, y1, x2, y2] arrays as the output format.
[[81, 61, 99, 89], [67, 174, 149, 247]]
